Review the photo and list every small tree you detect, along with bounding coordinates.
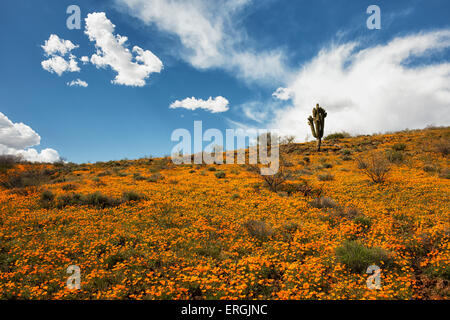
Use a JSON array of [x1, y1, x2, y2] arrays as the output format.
[[308, 104, 327, 151]]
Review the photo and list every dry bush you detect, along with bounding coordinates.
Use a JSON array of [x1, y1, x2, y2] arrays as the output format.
[[281, 180, 322, 197], [356, 151, 391, 183], [0, 155, 22, 173], [246, 155, 291, 192], [0, 168, 54, 189], [439, 168, 450, 179], [310, 196, 338, 209], [261, 169, 290, 192], [433, 139, 449, 155], [317, 173, 334, 181], [243, 220, 273, 240]]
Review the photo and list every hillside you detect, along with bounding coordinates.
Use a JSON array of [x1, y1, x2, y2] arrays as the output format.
[[0, 127, 449, 299]]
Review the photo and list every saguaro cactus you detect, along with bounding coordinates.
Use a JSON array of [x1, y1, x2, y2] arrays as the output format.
[[308, 103, 327, 151]]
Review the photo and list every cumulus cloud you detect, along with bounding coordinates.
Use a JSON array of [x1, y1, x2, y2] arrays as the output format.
[[272, 87, 292, 101], [42, 34, 78, 56], [84, 12, 163, 87], [116, 0, 289, 84], [249, 30, 450, 139], [170, 96, 229, 113], [0, 112, 61, 163], [42, 55, 80, 76], [67, 79, 88, 87], [41, 34, 80, 76]]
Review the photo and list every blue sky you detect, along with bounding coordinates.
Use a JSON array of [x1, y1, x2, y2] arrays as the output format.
[[0, 0, 449, 163]]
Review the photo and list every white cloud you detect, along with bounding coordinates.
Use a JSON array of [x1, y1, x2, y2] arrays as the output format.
[[115, 0, 289, 84], [170, 96, 229, 113], [67, 79, 88, 87], [84, 12, 163, 87], [41, 34, 78, 56], [272, 87, 292, 101], [42, 54, 80, 76], [0, 113, 40, 149], [80, 56, 90, 64], [0, 112, 61, 163], [41, 34, 80, 76], [239, 30, 450, 139]]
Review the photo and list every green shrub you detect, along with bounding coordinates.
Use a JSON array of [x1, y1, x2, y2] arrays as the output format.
[[208, 167, 217, 172], [40, 190, 55, 208], [392, 143, 406, 151], [122, 191, 143, 202], [341, 155, 352, 161], [56, 194, 81, 208], [317, 173, 334, 181], [62, 184, 78, 191], [425, 264, 450, 281], [41, 190, 55, 202], [335, 241, 392, 273], [386, 150, 404, 163], [84, 192, 120, 208], [133, 173, 147, 181], [423, 165, 437, 173], [147, 173, 163, 182], [215, 171, 226, 179], [325, 132, 351, 140], [97, 171, 111, 177], [230, 193, 240, 200], [353, 216, 372, 229], [54, 191, 143, 209]]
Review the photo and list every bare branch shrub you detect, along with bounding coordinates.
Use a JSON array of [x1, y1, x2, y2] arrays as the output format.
[[356, 151, 391, 183]]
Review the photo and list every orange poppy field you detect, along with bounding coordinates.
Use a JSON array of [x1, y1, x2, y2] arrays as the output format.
[[0, 127, 448, 300]]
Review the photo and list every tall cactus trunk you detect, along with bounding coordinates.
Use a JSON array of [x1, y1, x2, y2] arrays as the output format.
[[307, 104, 327, 152]]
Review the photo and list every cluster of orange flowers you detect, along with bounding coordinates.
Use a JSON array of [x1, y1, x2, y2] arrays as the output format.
[[0, 128, 448, 299]]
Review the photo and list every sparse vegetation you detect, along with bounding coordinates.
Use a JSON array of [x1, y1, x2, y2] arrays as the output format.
[[356, 151, 391, 183]]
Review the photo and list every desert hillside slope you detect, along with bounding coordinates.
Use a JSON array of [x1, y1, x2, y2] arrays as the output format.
[[0, 127, 449, 299]]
